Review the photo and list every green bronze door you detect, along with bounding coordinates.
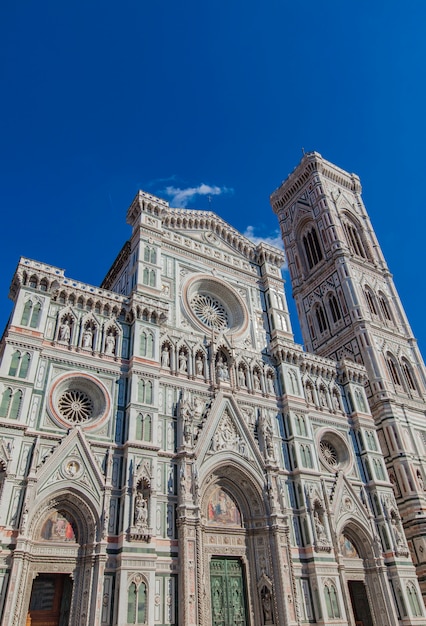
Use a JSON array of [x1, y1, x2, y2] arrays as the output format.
[[210, 558, 248, 626]]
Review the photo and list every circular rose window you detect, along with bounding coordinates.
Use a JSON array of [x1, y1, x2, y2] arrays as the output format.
[[318, 430, 352, 472], [58, 389, 94, 423], [48, 372, 111, 430], [191, 293, 229, 330], [182, 275, 248, 336]]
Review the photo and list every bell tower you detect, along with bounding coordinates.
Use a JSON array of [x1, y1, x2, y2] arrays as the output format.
[[271, 151, 426, 596]]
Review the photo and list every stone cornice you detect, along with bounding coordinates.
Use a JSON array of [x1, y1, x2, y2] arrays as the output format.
[[270, 152, 362, 211]]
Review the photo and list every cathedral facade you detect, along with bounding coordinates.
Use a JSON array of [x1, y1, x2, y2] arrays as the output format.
[[0, 154, 425, 626]]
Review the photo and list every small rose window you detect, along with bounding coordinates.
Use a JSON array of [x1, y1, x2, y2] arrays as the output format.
[[48, 372, 110, 430]]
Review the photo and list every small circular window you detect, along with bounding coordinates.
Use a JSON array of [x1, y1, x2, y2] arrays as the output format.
[[48, 372, 110, 430], [318, 430, 352, 472]]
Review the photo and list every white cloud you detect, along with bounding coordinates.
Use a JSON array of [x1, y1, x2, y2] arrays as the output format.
[[164, 183, 232, 208], [243, 225, 284, 251]]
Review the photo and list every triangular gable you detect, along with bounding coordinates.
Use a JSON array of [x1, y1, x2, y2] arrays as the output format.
[[195, 391, 265, 474], [330, 472, 370, 528], [34, 427, 105, 503]]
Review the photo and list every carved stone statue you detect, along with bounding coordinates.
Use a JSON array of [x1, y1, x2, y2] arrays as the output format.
[[253, 371, 261, 391], [261, 586, 273, 624], [238, 368, 246, 387], [105, 332, 116, 355], [216, 356, 229, 382], [179, 351, 187, 373], [83, 327, 93, 348], [195, 355, 203, 376], [314, 511, 327, 542], [59, 319, 71, 341], [161, 345, 170, 367], [134, 492, 148, 527]]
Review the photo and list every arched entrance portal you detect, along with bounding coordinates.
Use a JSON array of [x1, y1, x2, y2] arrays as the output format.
[[3, 491, 100, 626], [197, 464, 278, 626], [339, 527, 375, 626]]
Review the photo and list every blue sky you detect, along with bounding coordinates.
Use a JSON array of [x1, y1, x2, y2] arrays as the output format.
[[1, 1, 425, 354]]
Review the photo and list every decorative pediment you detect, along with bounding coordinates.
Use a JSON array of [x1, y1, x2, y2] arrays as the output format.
[[34, 428, 105, 505], [195, 392, 265, 474], [329, 472, 370, 527]]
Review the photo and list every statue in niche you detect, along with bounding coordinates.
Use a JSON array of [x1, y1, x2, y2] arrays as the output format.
[[314, 510, 327, 542], [391, 516, 404, 548], [134, 492, 148, 527], [59, 319, 71, 341], [161, 345, 170, 367], [261, 586, 274, 624], [105, 332, 116, 355], [253, 371, 261, 391], [179, 351, 187, 373], [195, 354, 204, 376], [332, 392, 341, 411], [216, 356, 229, 381], [267, 374, 275, 394], [305, 384, 314, 404], [319, 387, 327, 407], [238, 367, 246, 387], [83, 327, 93, 348], [260, 411, 275, 460]]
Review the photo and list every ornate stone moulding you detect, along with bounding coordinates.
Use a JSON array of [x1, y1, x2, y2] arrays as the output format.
[[47, 372, 111, 431], [182, 274, 249, 337]]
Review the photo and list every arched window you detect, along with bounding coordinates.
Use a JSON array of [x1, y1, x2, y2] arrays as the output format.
[[302, 226, 323, 269], [30, 302, 41, 328], [401, 359, 417, 392], [127, 580, 147, 624], [364, 287, 378, 316], [355, 389, 367, 412], [18, 353, 31, 378], [40, 279, 48, 292], [324, 581, 340, 619], [342, 218, 368, 259], [140, 332, 154, 358], [407, 582, 422, 617], [373, 459, 385, 480], [365, 430, 377, 451], [300, 444, 313, 468], [328, 294, 342, 323], [315, 305, 328, 334], [144, 246, 156, 265], [0, 388, 13, 417], [387, 354, 402, 386], [9, 390, 23, 419], [9, 351, 21, 377], [378, 293, 393, 322], [136, 414, 152, 441], [137, 380, 153, 404], [295, 414, 307, 437], [21, 300, 32, 326], [28, 275, 38, 288]]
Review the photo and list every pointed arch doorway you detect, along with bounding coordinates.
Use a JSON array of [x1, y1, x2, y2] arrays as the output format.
[[210, 557, 248, 626]]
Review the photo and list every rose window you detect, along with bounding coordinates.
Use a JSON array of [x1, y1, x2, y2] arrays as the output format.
[[320, 440, 338, 468], [58, 390, 93, 423], [48, 373, 110, 430], [191, 294, 228, 330]]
